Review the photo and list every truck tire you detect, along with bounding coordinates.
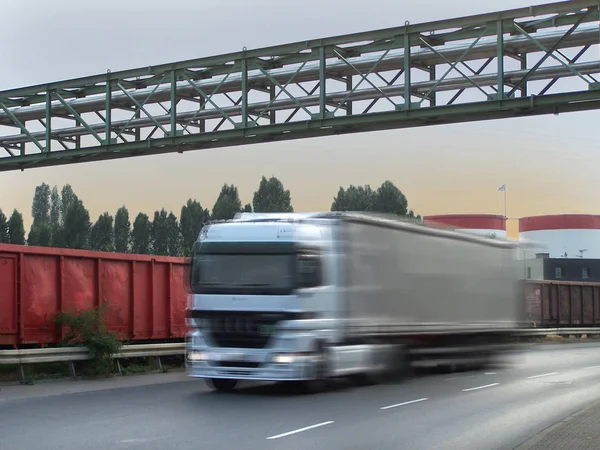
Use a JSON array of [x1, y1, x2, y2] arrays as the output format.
[[388, 345, 412, 382], [353, 342, 410, 386], [299, 341, 330, 394], [467, 336, 494, 371], [438, 362, 460, 374], [206, 378, 238, 392]]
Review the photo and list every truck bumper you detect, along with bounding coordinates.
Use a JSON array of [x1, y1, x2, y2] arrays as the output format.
[[185, 334, 318, 382], [186, 359, 314, 381]]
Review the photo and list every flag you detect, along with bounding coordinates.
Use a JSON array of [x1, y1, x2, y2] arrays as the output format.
[[498, 184, 506, 192]]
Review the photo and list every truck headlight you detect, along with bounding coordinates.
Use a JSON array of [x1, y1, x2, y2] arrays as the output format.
[[187, 351, 206, 361], [272, 354, 295, 364], [271, 352, 311, 364]]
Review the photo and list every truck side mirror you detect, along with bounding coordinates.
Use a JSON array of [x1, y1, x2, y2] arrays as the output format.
[[297, 255, 322, 288]]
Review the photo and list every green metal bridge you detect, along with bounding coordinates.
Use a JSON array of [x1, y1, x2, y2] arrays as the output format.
[[0, 0, 599, 172]]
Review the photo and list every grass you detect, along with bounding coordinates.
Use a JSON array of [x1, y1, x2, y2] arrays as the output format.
[[0, 356, 185, 384], [0, 362, 70, 383]]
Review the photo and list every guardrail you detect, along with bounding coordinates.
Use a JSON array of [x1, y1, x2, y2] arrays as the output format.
[[0, 343, 185, 382], [516, 327, 600, 336], [1, 328, 599, 383]]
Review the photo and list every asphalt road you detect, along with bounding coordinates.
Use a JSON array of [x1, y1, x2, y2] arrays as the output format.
[[3, 342, 600, 450]]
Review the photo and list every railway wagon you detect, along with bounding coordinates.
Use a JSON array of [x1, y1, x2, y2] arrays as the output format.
[[525, 280, 600, 327], [0, 243, 188, 347]]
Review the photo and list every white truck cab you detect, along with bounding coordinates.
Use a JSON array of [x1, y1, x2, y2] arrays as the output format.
[[186, 214, 342, 391]]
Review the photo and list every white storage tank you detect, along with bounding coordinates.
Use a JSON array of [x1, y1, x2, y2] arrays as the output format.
[[518, 214, 600, 259], [422, 214, 507, 240]]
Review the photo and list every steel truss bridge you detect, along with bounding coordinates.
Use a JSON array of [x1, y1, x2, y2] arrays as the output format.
[[0, 0, 599, 172]]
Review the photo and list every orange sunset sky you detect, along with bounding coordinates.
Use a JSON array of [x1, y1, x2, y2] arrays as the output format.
[[1, 0, 599, 241]]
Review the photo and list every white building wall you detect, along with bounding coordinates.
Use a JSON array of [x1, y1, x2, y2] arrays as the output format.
[[524, 259, 545, 280], [519, 229, 600, 259]]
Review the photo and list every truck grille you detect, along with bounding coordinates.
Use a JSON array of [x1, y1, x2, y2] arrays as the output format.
[[209, 361, 261, 368], [199, 311, 290, 349]]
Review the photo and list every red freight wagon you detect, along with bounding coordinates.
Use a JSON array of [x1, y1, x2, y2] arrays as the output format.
[[0, 244, 189, 347]]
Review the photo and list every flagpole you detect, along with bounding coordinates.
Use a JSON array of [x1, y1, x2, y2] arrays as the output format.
[[498, 184, 507, 221], [503, 186, 507, 219]]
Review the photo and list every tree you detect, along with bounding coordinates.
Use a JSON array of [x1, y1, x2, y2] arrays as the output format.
[[27, 222, 52, 247], [50, 186, 61, 226], [49, 184, 106, 249], [60, 184, 77, 224], [131, 213, 152, 254], [180, 199, 210, 257], [28, 182, 52, 246], [50, 186, 62, 246], [371, 181, 408, 216], [211, 184, 242, 221], [167, 212, 182, 257], [242, 203, 252, 213], [407, 210, 422, 221], [0, 209, 8, 243], [151, 209, 170, 256], [62, 198, 92, 249], [7, 210, 25, 245], [252, 176, 294, 213], [30, 183, 81, 246], [330, 185, 374, 212], [114, 206, 131, 253], [31, 183, 51, 225], [330, 181, 411, 217], [90, 213, 115, 252]]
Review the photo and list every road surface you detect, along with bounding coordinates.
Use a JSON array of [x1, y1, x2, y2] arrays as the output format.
[[2, 342, 600, 450]]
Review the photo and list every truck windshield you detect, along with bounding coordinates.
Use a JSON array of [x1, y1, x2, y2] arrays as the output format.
[[189, 241, 322, 295], [191, 253, 294, 292]]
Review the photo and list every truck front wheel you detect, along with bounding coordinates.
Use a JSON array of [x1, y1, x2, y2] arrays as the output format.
[[207, 378, 238, 392], [298, 342, 330, 394], [354, 343, 410, 386]]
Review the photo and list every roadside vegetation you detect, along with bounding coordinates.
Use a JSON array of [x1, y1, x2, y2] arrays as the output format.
[[0, 306, 184, 384], [53, 304, 123, 376]]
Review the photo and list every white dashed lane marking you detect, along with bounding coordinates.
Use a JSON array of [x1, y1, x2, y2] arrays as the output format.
[[266, 421, 335, 440], [381, 397, 429, 410], [527, 372, 558, 379], [462, 383, 499, 392]]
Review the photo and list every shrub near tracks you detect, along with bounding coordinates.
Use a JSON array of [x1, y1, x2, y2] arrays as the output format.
[[53, 305, 123, 376]]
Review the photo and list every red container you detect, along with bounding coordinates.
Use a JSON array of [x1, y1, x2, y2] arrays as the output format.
[[0, 244, 189, 347], [525, 280, 600, 327]]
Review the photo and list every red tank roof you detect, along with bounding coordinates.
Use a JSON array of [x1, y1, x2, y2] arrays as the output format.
[[519, 214, 600, 232]]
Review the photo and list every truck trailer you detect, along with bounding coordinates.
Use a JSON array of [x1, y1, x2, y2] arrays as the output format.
[[185, 212, 526, 392]]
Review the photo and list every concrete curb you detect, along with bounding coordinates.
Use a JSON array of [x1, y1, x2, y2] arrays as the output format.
[[515, 401, 600, 449]]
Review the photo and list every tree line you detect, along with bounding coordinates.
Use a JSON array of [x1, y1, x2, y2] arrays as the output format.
[[0, 176, 419, 257]]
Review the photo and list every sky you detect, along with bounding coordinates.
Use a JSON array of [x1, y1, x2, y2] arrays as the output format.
[[1, 0, 599, 240]]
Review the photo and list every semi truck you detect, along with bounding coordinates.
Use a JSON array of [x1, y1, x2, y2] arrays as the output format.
[[185, 212, 526, 392]]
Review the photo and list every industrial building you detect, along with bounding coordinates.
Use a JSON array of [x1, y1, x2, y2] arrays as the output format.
[[519, 214, 600, 283]]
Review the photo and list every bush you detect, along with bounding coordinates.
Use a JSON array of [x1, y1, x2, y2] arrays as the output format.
[[53, 304, 123, 376]]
